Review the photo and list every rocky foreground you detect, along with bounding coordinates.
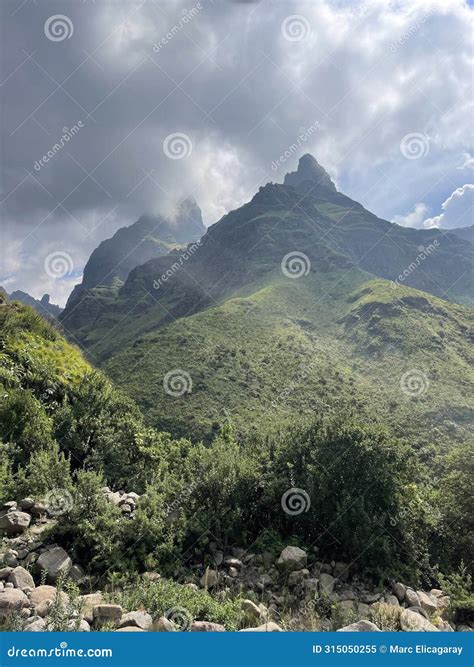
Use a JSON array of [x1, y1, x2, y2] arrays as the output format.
[[0, 495, 472, 633]]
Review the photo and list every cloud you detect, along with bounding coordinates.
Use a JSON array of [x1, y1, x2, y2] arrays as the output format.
[[1, 0, 473, 303], [423, 184, 474, 229], [393, 202, 429, 228]]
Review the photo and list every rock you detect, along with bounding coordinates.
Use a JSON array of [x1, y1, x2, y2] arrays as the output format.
[[35, 600, 52, 618], [241, 599, 261, 618], [303, 578, 319, 595], [406, 605, 428, 619], [340, 600, 355, 612], [4, 552, 19, 568], [333, 562, 349, 581], [392, 582, 406, 601], [119, 611, 153, 631], [8, 566, 35, 591], [337, 620, 381, 632], [430, 588, 443, 598], [276, 546, 307, 572], [437, 620, 454, 632], [127, 492, 140, 501], [191, 620, 226, 632], [30, 585, 69, 609], [224, 557, 243, 570], [24, 617, 47, 632], [116, 626, 144, 632], [200, 568, 218, 589], [0, 588, 29, 616], [0, 511, 31, 536], [456, 624, 473, 632], [120, 504, 132, 514], [362, 593, 381, 604], [19, 498, 35, 511], [93, 604, 123, 625], [67, 619, 90, 631], [5, 583, 13, 589], [69, 564, 85, 584], [417, 590, 438, 614], [153, 616, 175, 632], [0, 567, 13, 580], [404, 589, 420, 607], [231, 547, 245, 558], [30, 502, 47, 518], [385, 595, 400, 607], [400, 608, 439, 632], [80, 593, 103, 622], [143, 572, 161, 582], [36, 546, 72, 582], [213, 550, 224, 566], [437, 595, 450, 610], [319, 573, 336, 595], [288, 569, 309, 587], [357, 602, 370, 618], [239, 622, 282, 632]]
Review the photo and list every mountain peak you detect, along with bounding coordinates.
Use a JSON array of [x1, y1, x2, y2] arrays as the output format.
[[284, 154, 336, 193]]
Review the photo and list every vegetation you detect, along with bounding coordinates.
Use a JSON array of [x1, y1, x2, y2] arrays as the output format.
[[0, 290, 472, 615]]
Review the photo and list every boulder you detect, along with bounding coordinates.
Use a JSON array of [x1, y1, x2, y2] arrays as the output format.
[[35, 600, 52, 618], [119, 611, 153, 631], [417, 590, 438, 614], [36, 547, 72, 582], [0, 588, 29, 616], [80, 593, 103, 623], [288, 569, 309, 587], [0, 511, 31, 536], [392, 582, 406, 601], [24, 617, 47, 632], [337, 620, 381, 632], [8, 566, 35, 591], [93, 604, 123, 625], [400, 608, 439, 632], [19, 498, 35, 511], [30, 585, 68, 607], [241, 599, 261, 618], [67, 619, 90, 632], [319, 573, 336, 595], [116, 626, 144, 632], [239, 622, 282, 632], [200, 568, 218, 589], [276, 546, 307, 572], [0, 567, 13, 580], [224, 557, 243, 570], [191, 621, 226, 632], [385, 595, 400, 607], [404, 589, 420, 607], [153, 616, 175, 632]]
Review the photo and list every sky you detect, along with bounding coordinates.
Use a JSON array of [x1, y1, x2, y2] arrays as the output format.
[[0, 0, 473, 306]]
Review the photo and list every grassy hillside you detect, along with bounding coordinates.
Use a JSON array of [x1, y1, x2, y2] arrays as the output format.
[[104, 269, 473, 452]]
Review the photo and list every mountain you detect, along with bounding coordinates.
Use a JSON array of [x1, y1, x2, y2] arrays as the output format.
[[64, 155, 472, 444], [449, 225, 474, 244], [4, 289, 62, 318], [60, 197, 205, 343]]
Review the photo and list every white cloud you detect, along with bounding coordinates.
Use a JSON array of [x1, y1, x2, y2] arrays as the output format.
[[424, 184, 474, 229], [393, 202, 429, 228], [457, 152, 474, 169]]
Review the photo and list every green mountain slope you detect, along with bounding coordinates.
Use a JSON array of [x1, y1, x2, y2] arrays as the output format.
[[63, 155, 472, 445]]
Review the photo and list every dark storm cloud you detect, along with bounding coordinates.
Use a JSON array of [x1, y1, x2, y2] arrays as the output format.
[[0, 0, 472, 303]]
